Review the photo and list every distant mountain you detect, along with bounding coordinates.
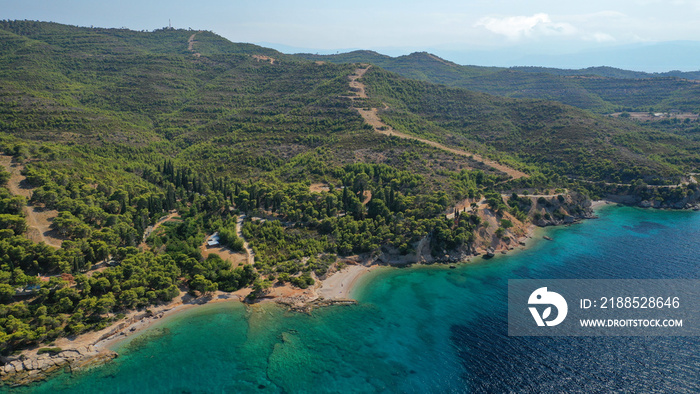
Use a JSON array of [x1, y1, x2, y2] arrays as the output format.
[[274, 40, 700, 73], [297, 50, 392, 65], [510, 66, 700, 80], [295, 51, 700, 113], [511, 41, 700, 74], [296, 51, 498, 81], [420, 41, 700, 73]]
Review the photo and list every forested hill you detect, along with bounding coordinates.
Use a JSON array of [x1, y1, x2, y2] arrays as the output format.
[[3, 20, 696, 184], [0, 20, 695, 184], [296, 51, 700, 114], [0, 20, 283, 57], [0, 21, 699, 360]]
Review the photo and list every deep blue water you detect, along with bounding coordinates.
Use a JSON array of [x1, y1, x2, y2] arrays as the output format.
[[7, 206, 700, 393]]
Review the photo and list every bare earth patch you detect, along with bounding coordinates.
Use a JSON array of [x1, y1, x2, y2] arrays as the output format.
[[309, 183, 330, 193], [199, 243, 247, 268], [187, 33, 201, 58], [252, 55, 276, 64], [609, 112, 699, 121], [0, 156, 63, 248], [263, 282, 316, 299], [361, 190, 372, 205]]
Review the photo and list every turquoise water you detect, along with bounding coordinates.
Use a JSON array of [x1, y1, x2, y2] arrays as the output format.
[[8, 206, 700, 393]]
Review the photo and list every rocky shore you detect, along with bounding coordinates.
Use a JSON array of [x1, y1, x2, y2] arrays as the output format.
[[0, 290, 247, 387], [276, 296, 357, 314], [0, 345, 117, 387]]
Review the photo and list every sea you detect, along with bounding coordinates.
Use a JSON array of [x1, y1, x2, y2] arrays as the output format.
[[7, 205, 700, 393]]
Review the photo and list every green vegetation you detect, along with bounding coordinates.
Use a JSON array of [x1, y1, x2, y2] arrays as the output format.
[[297, 51, 700, 114], [36, 347, 62, 355], [218, 226, 244, 252], [361, 67, 700, 183], [0, 21, 699, 357]]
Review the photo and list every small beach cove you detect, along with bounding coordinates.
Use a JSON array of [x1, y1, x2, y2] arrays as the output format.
[[2, 200, 587, 387], [5, 204, 700, 393]]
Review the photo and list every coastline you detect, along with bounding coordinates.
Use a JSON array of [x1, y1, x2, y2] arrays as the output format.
[[97, 262, 382, 351], [2, 262, 387, 385], [2, 202, 573, 386], [1, 289, 251, 386], [317, 263, 380, 300], [591, 199, 614, 211], [90, 288, 252, 353], [3, 189, 696, 392]]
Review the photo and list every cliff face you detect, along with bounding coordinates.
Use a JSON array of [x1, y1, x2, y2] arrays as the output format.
[[374, 191, 594, 265], [455, 192, 593, 257], [528, 192, 595, 227], [469, 208, 531, 257], [614, 188, 700, 210]]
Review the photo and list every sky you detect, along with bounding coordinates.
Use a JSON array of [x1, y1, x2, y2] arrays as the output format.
[[2, 0, 700, 70]]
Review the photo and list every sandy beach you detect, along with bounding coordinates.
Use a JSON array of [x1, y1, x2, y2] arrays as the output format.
[[40, 263, 378, 360], [317, 263, 379, 300], [591, 199, 614, 210], [41, 288, 252, 358]]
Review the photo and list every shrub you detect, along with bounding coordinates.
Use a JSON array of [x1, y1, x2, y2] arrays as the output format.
[[37, 347, 62, 355]]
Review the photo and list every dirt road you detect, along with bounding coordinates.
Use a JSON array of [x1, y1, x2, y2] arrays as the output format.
[[236, 214, 255, 265], [347, 66, 529, 180], [188, 33, 201, 57], [0, 156, 62, 248]]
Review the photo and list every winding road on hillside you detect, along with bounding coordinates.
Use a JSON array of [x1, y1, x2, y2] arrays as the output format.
[[347, 66, 529, 180], [139, 211, 181, 250]]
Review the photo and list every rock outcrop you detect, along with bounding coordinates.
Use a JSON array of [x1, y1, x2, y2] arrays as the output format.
[[276, 296, 357, 313], [0, 345, 117, 386], [531, 192, 595, 227]]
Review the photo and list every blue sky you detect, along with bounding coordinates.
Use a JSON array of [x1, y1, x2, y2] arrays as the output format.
[[3, 0, 700, 69]]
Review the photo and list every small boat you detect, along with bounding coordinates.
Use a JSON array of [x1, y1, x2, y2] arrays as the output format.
[[543, 236, 553, 241]]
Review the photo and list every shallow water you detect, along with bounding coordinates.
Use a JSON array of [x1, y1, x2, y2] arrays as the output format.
[[9, 206, 700, 393]]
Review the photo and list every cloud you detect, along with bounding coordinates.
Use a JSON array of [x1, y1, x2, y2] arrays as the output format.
[[475, 13, 577, 41], [586, 32, 616, 42]]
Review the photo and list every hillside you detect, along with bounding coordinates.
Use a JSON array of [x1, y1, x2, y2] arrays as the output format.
[[296, 51, 700, 114], [0, 21, 699, 364], [360, 66, 700, 184], [2, 22, 695, 184]]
